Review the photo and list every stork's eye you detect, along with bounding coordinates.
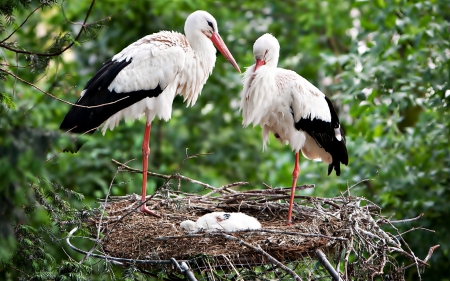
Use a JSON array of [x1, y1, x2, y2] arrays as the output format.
[[207, 20, 214, 31]]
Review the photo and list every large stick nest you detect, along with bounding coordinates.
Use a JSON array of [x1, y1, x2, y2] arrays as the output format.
[[97, 190, 340, 262], [74, 159, 437, 280]]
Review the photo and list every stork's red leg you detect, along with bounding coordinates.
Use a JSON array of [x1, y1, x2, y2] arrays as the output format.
[[140, 122, 160, 217], [287, 152, 300, 225]]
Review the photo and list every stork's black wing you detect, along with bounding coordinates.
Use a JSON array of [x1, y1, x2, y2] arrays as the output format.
[[59, 58, 163, 146], [294, 96, 348, 176]]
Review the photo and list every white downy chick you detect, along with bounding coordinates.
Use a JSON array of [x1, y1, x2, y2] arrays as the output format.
[[179, 220, 199, 232], [180, 212, 261, 232]]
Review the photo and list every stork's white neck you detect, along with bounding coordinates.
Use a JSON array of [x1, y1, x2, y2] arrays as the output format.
[[176, 33, 216, 107], [187, 33, 216, 57]]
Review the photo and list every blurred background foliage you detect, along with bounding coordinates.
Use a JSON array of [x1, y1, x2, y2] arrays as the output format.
[[0, 0, 449, 280]]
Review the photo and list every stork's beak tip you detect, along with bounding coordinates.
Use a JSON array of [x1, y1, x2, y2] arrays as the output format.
[[210, 33, 240, 73]]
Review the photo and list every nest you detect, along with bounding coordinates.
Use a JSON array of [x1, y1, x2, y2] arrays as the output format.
[[66, 159, 437, 280]]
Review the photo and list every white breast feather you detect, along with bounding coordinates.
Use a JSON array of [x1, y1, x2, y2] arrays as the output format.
[[101, 31, 216, 134]]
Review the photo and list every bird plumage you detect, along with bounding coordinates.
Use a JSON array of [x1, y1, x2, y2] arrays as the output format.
[[180, 212, 262, 232], [59, 10, 240, 217], [240, 33, 348, 176], [60, 11, 237, 139]]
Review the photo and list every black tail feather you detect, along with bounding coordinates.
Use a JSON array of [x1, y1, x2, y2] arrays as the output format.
[[327, 127, 348, 176], [60, 86, 163, 135]]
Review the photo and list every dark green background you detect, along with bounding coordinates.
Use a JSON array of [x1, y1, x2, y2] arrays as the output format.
[[1, 0, 449, 280]]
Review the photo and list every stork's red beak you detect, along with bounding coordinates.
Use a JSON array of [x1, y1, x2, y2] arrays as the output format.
[[254, 59, 266, 71], [210, 33, 241, 73]]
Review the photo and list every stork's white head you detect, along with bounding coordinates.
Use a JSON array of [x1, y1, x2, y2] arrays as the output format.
[[184, 10, 240, 73], [185, 11, 218, 40], [180, 220, 199, 232], [253, 33, 280, 71]]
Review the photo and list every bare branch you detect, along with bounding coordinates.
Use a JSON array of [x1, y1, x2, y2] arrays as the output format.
[[218, 233, 303, 281], [155, 228, 347, 241], [423, 245, 440, 263], [0, 67, 131, 108], [389, 213, 424, 224], [66, 227, 189, 265], [1, 6, 43, 43], [111, 158, 240, 194]]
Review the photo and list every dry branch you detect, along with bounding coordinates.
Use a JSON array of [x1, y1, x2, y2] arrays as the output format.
[[66, 164, 436, 281], [219, 232, 303, 281]]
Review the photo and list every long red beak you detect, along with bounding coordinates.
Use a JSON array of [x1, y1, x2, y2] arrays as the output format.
[[210, 33, 241, 73], [254, 59, 266, 71]]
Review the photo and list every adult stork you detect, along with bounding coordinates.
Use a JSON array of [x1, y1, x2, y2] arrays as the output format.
[[240, 34, 348, 225], [60, 11, 240, 217]]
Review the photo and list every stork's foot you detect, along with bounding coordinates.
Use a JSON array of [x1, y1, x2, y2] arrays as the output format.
[[286, 220, 293, 226], [140, 204, 161, 218]]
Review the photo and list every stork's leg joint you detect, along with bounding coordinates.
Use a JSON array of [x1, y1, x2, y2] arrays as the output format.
[[141, 143, 150, 158], [292, 165, 299, 179]]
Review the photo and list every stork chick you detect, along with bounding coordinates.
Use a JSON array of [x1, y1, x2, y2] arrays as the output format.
[[180, 212, 261, 232]]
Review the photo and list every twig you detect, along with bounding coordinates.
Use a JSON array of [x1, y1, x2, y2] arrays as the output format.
[[1, 5, 43, 43], [201, 182, 248, 198], [79, 159, 130, 264], [219, 233, 303, 281], [105, 153, 213, 236], [422, 245, 440, 263], [389, 213, 424, 224], [402, 245, 440, 271], [8, 264, 31, 278], [112, 158, 238, 194], [343, 178, 373, 195], [387, 246, 428, 267], [397, 226, 435, 237], [257, 195, 341, 209], [154, 228, 347, 241], [66, 227, 189, 265], [0, 68, 131, 108]]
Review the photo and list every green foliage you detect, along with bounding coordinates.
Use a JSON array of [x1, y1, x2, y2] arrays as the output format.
[[0, 93, 15, 108], [1, 0, 449, 280], [0, 178, 91, 280]]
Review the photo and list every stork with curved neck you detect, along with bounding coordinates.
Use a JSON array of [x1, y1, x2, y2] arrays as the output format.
[[60, 10, 240, 217], [241, 33, 348, 225]]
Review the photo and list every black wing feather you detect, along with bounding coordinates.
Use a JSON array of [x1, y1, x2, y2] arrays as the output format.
[[60, 58, 164, 151], [294, 96, 348, 176]]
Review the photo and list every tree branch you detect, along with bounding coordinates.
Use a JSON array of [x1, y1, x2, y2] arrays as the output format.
[[0, 5, 43, 44], [0, 0, 97, 57], [155, 228, 347, 241], [111, 158, 240, 194], [0, 68, 132, 108], [218, 233, 303, 281]]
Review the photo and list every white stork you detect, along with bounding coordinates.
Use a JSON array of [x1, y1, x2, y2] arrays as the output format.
[[60, 11, 240, 217], [180, 212, 262, 232], [240, 34, 348, 225]]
